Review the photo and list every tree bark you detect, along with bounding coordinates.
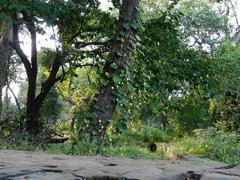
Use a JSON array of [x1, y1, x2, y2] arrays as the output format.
[[11, 13, 65, 136], [90, 0, 140, 150], [0, 22, 12, 120], [0, 88, 2, 120]]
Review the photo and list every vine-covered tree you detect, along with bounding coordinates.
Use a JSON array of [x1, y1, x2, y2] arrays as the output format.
[[88, 0, 140, 149]]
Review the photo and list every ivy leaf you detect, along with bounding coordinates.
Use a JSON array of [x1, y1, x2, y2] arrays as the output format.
[[116, 121, 127, 131], [100, 79, 109, 86], [125, 66, 131, 81], [116, 49, 123, 57], [113, 75, 121, 83], [130, 23, 139, 30], [123, 23, 130, 30], [111, 63, 118, 69], [135, 35, 141, 42]]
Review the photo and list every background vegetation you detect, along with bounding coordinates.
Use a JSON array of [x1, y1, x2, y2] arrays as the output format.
[[0, 0, 240, 165]]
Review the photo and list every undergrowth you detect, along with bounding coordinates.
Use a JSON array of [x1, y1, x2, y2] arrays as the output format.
[[1, 126, 239, 164], [176, 128, 240, 164]]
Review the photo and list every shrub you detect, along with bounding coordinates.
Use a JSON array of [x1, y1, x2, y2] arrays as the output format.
[[177, 128, 240, 164], [128, 126, 170, 143]]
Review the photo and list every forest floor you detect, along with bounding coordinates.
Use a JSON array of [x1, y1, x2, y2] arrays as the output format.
[[0, 150, 240, 179]]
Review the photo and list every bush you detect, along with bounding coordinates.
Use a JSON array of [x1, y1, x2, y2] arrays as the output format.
[[177, 128, 240, 164], [128, 126, 170, 143], [0, 132, 40, 151], [102, 142, 165, 159]]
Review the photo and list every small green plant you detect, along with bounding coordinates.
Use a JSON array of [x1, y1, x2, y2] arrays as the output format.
[[128, 126, 170, 143], [102, 142, 165, 159], [0, 133, 40, 151]]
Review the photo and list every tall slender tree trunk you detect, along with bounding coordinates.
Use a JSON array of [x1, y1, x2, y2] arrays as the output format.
[[90, 0, 140, 150], [0, 22, 12, 120], [0, 88, 2, 120]]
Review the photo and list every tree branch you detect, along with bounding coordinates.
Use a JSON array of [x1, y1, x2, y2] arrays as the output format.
[[22, 11, 37, 72], [56, 86, 76, 106], [10, 13, 31, 75], [33, 55, 67, 110], [74, 41, 109, 49], [8, 83, 21, 114]]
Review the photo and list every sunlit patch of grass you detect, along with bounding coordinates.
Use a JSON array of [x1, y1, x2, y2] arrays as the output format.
[[175, 128, 240, 164], [102, 143, 165, 159]]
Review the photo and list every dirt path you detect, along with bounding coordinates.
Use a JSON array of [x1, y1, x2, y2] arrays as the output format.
[[0, 150, 239, 179]]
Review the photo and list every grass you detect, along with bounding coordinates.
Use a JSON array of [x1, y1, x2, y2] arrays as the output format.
[[46, 140, 166, 159], [175, 128, 240, 164], [0, 129, 166, 159], [1, 127, 239, 164], [102, 143, 165, 159]]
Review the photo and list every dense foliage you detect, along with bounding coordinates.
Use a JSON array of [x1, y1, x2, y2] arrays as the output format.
[[0, 0, 240, 164]]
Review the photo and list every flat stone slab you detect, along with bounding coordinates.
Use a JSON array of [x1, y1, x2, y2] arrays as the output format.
[[0, 150, 239, 179]]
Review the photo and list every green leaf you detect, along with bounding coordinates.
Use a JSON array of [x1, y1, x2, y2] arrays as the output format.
[[135, 35, 141, 42], [130, 23, 139, 30], [123, 23, 130, 30], [113, 75, 121, 83], [125, 66, 131, 80], [111, 63, 118, 69], [100, 79, 109, 86], [116, 50, 123, 57], [116, 121, 127, 131]]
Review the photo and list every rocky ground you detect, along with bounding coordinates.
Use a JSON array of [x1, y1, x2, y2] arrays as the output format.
[[0, 150, 239, 180]]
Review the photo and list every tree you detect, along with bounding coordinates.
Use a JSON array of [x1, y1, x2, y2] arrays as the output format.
[[0, 0, 100, 136], [179, 0, 228, 52], [87, 0, 140, 149], [0, 21, 12, 120], [209, 41, 240, 131], [37, 50, 63, 129], [10, 11, 65, 136], [113, 0, 224, 135], [0, 1, 67, 135], [56, 67, 97, 133]]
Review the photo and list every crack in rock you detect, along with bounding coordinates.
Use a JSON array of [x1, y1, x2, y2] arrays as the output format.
[[215, 164, 237, 169], [213, 171, 240, 177], [43, 165, 58, 168], [41, 168, 63, 173], [182, 171, 203, 180], [0, 168, 63, 179], [86, 177, 140, 180], [104, 163, 118, 167]]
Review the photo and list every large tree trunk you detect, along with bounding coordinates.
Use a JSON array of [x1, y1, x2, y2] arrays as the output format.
[[11, 12, 39, 135], [90, 0, 140, 150], [0, 22, 12, 120], [27, 56, 62, 135]]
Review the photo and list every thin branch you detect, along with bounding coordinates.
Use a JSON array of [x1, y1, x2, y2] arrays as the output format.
[[74, 41, 109, 49], [80, 48, 109, 56], [11, 13, 31, 74], [56, 86, 76, 106], [75, 63, 99, 68], [231, 25, 240, 42], [229, 0, 239, 27], [54, 70, 69, 84], [22, 11, 37, 72], [8, 83, 21, 114], [51, 25, 59, 53]]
